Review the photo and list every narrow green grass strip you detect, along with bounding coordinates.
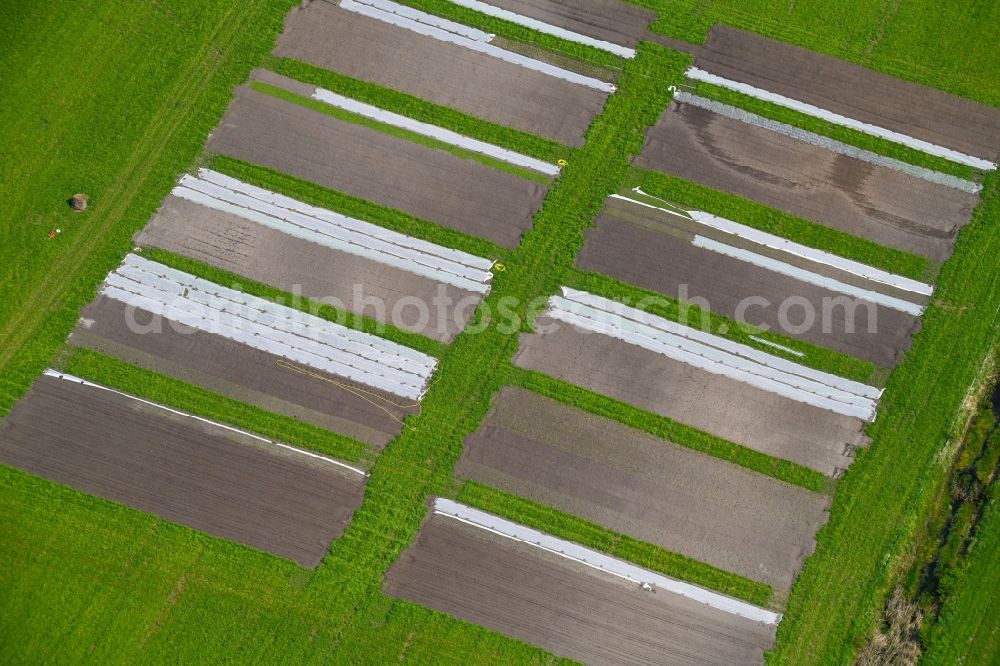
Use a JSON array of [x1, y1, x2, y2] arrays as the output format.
[[57, 347, 371, 464], [392, 0, 625, 70], [686, 80, 981, 181], [138, 247, 448, 359], [250, 81, 550, 184], [305, 42, 697, 640], [629, 168, 935, 282], [269, 57, 571, 164], [456, 480, 775, 607], [208, 155, 507, 261], [565, 268, 883, 385], [505, 365, 830, 493]]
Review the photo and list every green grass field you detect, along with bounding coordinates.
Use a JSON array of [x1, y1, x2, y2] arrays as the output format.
[[922, 493, 1000, 665], [2, 0, 999, 663]]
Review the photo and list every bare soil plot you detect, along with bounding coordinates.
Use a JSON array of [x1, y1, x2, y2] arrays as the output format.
[[697, 26, 1000, 163], [274, 1, 607, 146], [637, 101, 978, 262], [71, 297, 415, 448], [207, 86, 544, 248], [577, 198, 922, 366], [458, 387, 829, 589], [138, 196, 480, 342], [479, 0, 654, 47], [0, 374, 364, 567], [514, 320, 867, 476], [385, 511, 776, 665]]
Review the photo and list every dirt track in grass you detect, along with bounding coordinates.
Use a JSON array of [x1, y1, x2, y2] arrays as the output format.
[[137, 196, 481, 342], [696, 26, 1000, 162], [577, 198, 922, 367], [274, 1, 607, 147], [71, 297, 416, 448], [637, 100, 978, 261], [514, 320, 868, 476], [206, 85, 545, 248], [457, 387, 829, 589], [0, 374, 364, 567], [384, 510, 776, 665]]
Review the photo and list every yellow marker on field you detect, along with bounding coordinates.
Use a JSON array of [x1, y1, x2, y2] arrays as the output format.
[[557, 159, 569, 167], [494, 263, 506, 272]]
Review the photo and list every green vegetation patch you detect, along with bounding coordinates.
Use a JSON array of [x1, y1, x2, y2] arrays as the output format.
[[922, 495, 1000, 665], [456, 481, 774, 607], [57, 347, 371, 464], [269, 57, 571, 164], [0, 0, 298, 418]]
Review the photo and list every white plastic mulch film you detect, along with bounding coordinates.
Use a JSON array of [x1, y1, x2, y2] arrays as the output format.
[[173, 170, 494, 294], [546, 288, 882, 420], [100, 253, 438, 400]]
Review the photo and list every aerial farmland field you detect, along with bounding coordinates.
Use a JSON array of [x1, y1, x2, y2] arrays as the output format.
[[3, 0, 1000, 664]]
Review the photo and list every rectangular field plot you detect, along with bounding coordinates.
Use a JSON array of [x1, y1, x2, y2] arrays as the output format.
[[514, 289, 878, 476], [458, 386, 829, 590], [578, 194, 927, 366], [694, 26, 1000, 168], [274, 0, 608, 146], [386, 500, 777, 665], [637, 97, 980, 261], [0, 372, 365, 567], [207, 79, 545, 248], [138, 169, 494, 342], [71, 255, 437, 448]]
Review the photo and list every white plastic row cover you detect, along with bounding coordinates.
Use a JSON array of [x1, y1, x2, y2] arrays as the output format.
[[685, 67, 996, 172], [691, 236, 925, 316], [310, 88, 559, 175], [617, 192, 934, 296], [433, 498, 782, 625], [341, 0, 615, 93], [109, 255, 438, 373], [102, 254, 437, 400], [174, 170, 493, 294], [548, 288, 880, 420], [445, 0, 637, 59]]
